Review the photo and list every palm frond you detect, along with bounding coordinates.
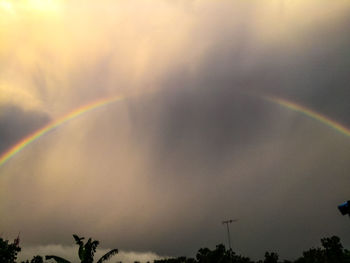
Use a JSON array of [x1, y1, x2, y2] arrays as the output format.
[[96, 249, 118, 263], [73, 234, 84, 246], [45, 255, 71, 263], [73, 234, 85, 260]]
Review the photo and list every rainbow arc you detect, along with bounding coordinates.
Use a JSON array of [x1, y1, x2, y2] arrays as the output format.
[[0, 95, 125, 167], [264, 95, 350, 137], [1, 93, 350, 168]]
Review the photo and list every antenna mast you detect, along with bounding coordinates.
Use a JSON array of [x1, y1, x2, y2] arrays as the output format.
[[222, 219, 237, 250]]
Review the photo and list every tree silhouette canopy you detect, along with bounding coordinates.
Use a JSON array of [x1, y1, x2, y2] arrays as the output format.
[[1, 234, 349, 263], [0, 236, 21, 263], [45, 234, 118, 263]]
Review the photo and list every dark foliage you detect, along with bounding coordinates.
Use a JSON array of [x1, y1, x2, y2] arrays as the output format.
[[154, 236, 350, 263], [21, 255, 44, 263], [155, 244, 253, 263], [1, 234, 349, 263], [46, 234, 118, 263], [295, 236, 350, 263], [0, 236, 21, 263]]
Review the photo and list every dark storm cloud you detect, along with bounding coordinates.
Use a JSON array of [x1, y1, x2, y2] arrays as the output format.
[[0, 105, 49, 154], [258, 14, 350, 126], [124, 87, 350, 259], [2, 1, 350, 262], [129, 89, 273, 168], [154, 4, 350, 126], [120, 6, 350, 258]]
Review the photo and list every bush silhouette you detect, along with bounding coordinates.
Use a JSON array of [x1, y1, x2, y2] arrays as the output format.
[[1, 233, 349, 263], [0, 236, 21, 263]]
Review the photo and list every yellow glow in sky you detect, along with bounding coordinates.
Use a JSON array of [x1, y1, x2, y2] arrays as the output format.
[[0, 0, 62, 14], [0, 0, 14, 13]]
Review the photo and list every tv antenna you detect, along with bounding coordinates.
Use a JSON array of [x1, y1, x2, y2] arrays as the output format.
[[222, 219, 238, 250]]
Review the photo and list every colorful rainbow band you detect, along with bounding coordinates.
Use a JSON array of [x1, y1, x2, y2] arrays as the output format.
[[0, 95, 124, 167], [264, 95, 350, 138], [1, 93, 350, 168]]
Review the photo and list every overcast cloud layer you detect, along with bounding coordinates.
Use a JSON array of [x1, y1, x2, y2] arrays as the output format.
[[1, 0, 350, 261]]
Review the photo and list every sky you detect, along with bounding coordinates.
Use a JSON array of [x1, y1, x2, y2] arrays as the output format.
[[1, 0, 350, 262]]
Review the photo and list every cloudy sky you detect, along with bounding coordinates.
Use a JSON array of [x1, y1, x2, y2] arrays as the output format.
[[1, 0, 350, 262]]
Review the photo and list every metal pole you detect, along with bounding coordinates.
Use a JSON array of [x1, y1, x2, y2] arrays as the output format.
[[226, 223, 231, 250], [222, 219, 237, 251]]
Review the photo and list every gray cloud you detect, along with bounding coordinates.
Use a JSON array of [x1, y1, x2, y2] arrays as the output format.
[[0, 105, 49, 153], [18, 244, 161, 263], [1, 1, 350, 262]]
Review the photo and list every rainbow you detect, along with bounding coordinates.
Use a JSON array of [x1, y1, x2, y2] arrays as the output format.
[[264, 95, 350, 138], [1, 93, 349, 168], [0, 95, 125, 167]]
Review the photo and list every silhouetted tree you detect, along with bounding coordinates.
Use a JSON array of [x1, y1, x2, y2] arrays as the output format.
[[30, 255, 44, 263], [2, 231, 349, 263], [196, 244, 232, 263], [295, 236, 350, 263], [46, 234, 118, 263], [296, 248, 324, 263], [154, 256, 196, 263], [0, 236, 21, 263], [321, 236, 345, 262], [194, 244, 253, 263], [21, 255, 44, 263], [263, 252, 279, 263]]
